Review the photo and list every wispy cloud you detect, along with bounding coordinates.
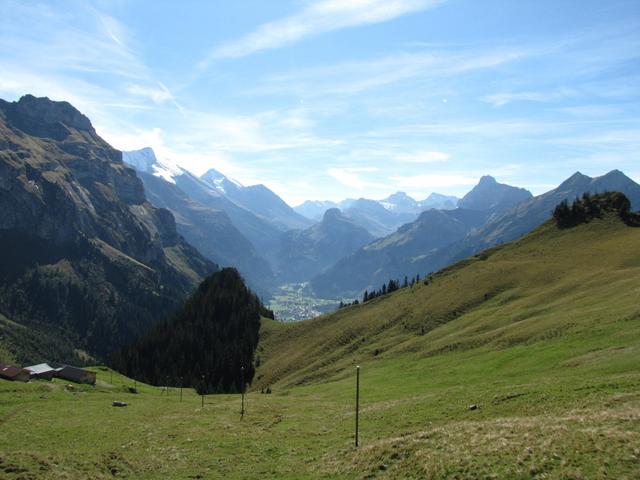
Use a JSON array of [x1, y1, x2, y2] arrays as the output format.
[[198, 0, 445, 67], [481, 89, 576, 107], [327, 166, 381, 190], [0, 1, 183, 125], [392, 150, 450, 163], [253, 48, 526, 98], [126, 82, 183, 111]]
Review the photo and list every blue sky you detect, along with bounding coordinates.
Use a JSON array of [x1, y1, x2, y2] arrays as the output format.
[[1, 0, 639, 205]]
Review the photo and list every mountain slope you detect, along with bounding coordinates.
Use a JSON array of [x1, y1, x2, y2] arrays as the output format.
[[311, 208, 488, 296], [311, 172, 639, 297], [0, 95, 215, 361], [257, 196, 640, 390], [270, 208, 375, 282], [123, 148, 282, 270], [201, 168, 312, 231], [123, 148, 274, 291], [171, 170, 284, 257]]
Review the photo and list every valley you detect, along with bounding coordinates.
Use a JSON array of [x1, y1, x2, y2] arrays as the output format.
[[1, 212, 639, 478], [267, 282, 345, 321]]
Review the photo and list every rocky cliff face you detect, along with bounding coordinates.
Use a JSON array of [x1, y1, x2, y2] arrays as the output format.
[[0, 95, 216, 361]]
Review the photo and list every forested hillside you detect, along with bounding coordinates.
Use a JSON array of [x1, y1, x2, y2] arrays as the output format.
[[112, 268, 266, 393]]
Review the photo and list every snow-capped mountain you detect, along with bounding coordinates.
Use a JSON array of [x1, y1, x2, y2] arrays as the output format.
[[200, 168, 313, 231], [200, 167, 244, 194], [122, 147, 276, 293], [122, 147, 184, 185], [379, 191, 419, 213]]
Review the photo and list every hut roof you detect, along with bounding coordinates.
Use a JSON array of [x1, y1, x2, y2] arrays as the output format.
[[0, 363, 30, 381], [55, 365, 96, 385], [25, 363, 55, 375]]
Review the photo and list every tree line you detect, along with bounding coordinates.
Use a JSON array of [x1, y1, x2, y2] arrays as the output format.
[[337, 273, 426, 310]]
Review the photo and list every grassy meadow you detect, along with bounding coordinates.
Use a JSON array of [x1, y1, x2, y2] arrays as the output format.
[[1, 214, 639, 478]]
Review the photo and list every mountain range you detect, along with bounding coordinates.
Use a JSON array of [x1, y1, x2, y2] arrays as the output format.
[[311, 175, 530, 296], [122, 144, 640, 308], [122, 148, 275, 293], [294, 191, 460, 234], [312, 170, 640, 296], [3, 94, 640, 341], [200, 168, 312, 231], [122, 148, 465, 291]]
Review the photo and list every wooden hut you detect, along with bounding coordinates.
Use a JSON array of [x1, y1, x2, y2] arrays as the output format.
[[54, 365, 96, 385], [0, 363, 30, 382]]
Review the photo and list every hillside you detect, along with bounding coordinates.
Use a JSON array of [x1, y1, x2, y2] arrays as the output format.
[[0, 95, 216, 362], [257, 203, 640, 390], [312, 208, 488, 296]]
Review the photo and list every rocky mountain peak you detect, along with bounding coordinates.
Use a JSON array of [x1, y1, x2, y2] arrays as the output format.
[[598, 169, 628, 182], [459, 175, 532, 212], [1, 95, 95, 141], [557, 171, 592, 189], [478, 175, 497, 185]]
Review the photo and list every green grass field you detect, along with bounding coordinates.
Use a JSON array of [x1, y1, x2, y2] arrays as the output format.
[[1, 214, 639, 478]]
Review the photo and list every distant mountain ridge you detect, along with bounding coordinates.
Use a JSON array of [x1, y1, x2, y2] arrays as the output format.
[[312, 169, 640, 297], [295, 191, 460, 237], [312, 207, 490, 296], [294, 200, 340, 222], [200, 168, 312, 231], [447, 169, 640, 260]]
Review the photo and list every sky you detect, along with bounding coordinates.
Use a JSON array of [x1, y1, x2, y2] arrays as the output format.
[[1, 0, 639, 206]]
